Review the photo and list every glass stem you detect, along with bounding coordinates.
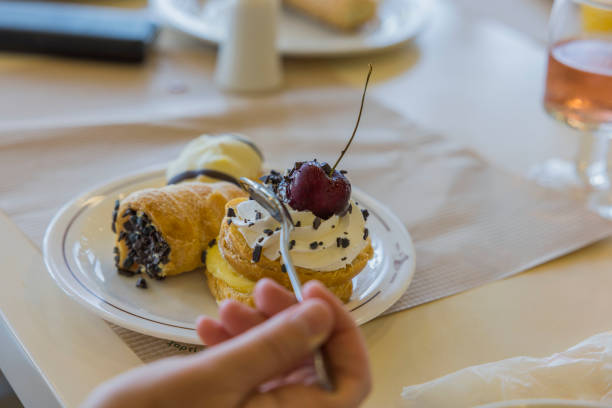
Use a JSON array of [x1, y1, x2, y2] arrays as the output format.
[[575, 130, 609, 189]]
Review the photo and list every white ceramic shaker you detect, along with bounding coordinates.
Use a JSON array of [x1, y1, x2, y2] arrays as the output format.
[[214, 0, 282, 92]]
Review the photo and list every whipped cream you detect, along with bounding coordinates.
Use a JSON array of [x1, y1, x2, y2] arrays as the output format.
[[230, 199, 369, 272]]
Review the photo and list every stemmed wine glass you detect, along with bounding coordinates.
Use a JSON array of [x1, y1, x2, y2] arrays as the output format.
[[531, 0, 612, 216]]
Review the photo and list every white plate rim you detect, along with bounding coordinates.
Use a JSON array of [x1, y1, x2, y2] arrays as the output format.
[[43, 166, 415, 344], [151, 0, 432, 57]]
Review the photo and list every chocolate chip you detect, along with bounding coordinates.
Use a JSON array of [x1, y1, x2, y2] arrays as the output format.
[[136, 277, 148, 289], [263, 229, 274, 236], [313, 217, 322, 230], [255, 211, 262, 220], [281, 264, 287, 273], [227, 219, 233, 226], [122, 257, 134, 268], [252, 244, 262, 263], [208, 239, 216, 248], [201, 250, 207, 264], [227, 208, 236, 217], [295, 221, 301, 227], [310, 241, 319, 250], [340, 238, 350, 248], [363, 228, 369, 240], [118, 268, 135, 277], [361, 209, 370, 221], [289, 240, 296, 250]]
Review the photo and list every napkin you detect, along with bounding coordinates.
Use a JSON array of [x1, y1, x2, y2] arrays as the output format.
[[401, 332, 612, 407]]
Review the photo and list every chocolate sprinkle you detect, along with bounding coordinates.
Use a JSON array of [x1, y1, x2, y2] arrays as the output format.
[[363, 228, 369, 240], [348, 204, 353, 214], [361, 209, 370, 221], [252, 244, 263, 263], [227, 219, 233, 226], [116, 211, 171, 280], [263, 229, 274, 236], [336, 237, 342, 248], [118, 268, 135, 277], [340, 238, 350, 248], [257, 237, 264, 243], [310, 241, 319, 250], [255, 211, 262, 220], [341, 257, 347, 261], [289, 240, 296, 250], [340, 170, 348, 175], [201, 250, 207, 264], [113, 246, 119, 254], [227, 208, 236, 218], [281, 264, 287, 273], [295, 221, 302, 227], [114, 200, 120, 211], [122, 257, 134, 269], [313, 217, 322, 230], [318, 241, 323, 246], [136, 277, 148, 289], [208, 239, 216, 248], [248, 222, 255, 227]]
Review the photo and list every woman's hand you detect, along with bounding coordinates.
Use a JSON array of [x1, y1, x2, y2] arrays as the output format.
[[83, 279, 371, 408]]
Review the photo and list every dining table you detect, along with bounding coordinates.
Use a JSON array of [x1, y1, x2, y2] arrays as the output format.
[[2, 0, 612, 407]]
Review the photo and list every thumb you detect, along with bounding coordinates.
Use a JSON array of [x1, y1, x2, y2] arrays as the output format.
[[206, 298, 334, 391]]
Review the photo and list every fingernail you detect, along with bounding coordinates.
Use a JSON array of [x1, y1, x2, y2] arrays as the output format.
[[292, 300, 332, 348]]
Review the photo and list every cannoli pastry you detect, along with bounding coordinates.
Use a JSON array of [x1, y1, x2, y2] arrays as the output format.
[[166, 134, 263, 185], [112, 182, 245, 279], [206, 161, 373, 305], [283, 0, 377, 30]]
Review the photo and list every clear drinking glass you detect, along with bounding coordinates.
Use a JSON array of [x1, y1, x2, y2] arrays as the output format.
[[532, 0, 612, 214]]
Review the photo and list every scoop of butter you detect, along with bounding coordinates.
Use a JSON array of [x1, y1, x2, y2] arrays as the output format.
[[167, 134, 263, 183]]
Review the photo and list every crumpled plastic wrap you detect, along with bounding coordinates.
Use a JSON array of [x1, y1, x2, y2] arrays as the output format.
[[402, 332, 612, 407]]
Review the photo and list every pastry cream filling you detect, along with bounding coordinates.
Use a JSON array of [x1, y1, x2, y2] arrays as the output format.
[[166, 134, 262, 183], [206, 244, 255, 293], [232, 199, 368, 272]]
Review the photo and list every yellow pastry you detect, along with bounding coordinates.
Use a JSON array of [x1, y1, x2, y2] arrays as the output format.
[[205, 244, 354, 305], [112, 182, 245, 279], [284, 0, 377, 30]]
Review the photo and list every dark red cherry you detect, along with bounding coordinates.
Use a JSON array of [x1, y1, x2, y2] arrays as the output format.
[[282, 161, 351, 219]]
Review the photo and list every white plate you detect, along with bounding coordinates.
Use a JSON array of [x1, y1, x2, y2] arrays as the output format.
[[152, 0, 431, 57], [43, 168, 415, 344]]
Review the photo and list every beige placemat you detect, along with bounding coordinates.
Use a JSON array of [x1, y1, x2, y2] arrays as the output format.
[[1, 87, 611, 362]]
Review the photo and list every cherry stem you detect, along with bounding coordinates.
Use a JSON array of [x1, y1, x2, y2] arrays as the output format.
[[330, 64, 373, 176]]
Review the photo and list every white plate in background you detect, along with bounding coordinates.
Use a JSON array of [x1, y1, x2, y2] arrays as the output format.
[[152, 0, 431, 57]]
